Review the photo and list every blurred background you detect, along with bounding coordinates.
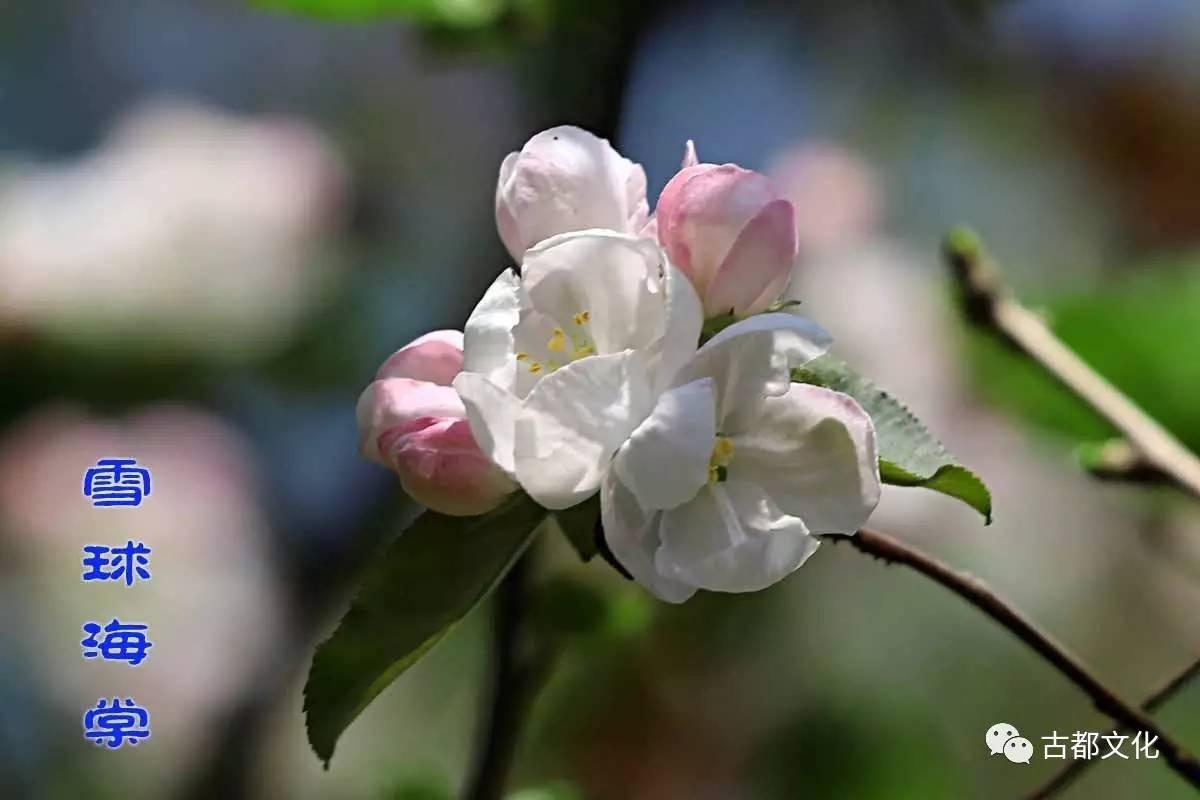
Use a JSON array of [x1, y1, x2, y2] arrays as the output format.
[[1, 0, 1198, 797]]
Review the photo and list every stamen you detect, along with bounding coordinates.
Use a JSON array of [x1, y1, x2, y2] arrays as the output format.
[[572, 344, 595, 358], [528, 362, 543, 374], [547, 328, 567, 353], [515, 352, 529, 361], [573, 310, 590, 325], [707, 436, 734, 485]]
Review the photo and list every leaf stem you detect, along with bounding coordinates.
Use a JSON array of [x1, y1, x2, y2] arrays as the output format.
[[943, 229, 1200, 501], [1024, 655, 1200, 799], [823, 528, 1200, 790], [464, 553, 550, 800]]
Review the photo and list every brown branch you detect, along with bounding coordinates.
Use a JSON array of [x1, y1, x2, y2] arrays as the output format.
[[1025, 655, 1200, 799], [823, 528, 1200, 790], [943, 229, 1200, 501]]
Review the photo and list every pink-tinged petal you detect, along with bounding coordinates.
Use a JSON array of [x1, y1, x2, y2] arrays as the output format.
[[655, 164, 719, 279], [681, 140, 699, 169], [375, 330, 464, 384], [380, 417, 515, 516], [355, 378, 464, 464], [495, 126, 648, 260], [495, 151, 525, 262], [656, 164, 778, 298], [704, 199, 797, 316]]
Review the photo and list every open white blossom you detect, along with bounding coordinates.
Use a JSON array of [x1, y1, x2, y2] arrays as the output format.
[[603, 316, 881, 602], [453, 228, 702, 509]]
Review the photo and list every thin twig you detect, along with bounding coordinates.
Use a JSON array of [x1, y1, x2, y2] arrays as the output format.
[[943, 229, 1200, 501], [823, 528, 1200, 790], [464, 553, 555, 800], [1025, 656, 1200, 799]]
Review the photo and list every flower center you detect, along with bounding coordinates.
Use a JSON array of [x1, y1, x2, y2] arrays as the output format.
[[708, 436, 734, 485], [515, 309, 595, 376]]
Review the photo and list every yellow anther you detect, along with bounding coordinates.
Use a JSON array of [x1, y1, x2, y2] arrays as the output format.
[[573, 310, 591, 325], [707, 436, 734, 485], [515, 352, 529, 361], [547, 328, 567, 353], [528, 362, 543, 375]]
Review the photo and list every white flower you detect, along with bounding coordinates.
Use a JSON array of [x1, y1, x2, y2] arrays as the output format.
[[495, 126, 649, 262], [453, 229, 702, 510], [602, 314, 881, 602]]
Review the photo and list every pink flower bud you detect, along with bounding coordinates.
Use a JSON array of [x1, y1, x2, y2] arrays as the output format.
[[495, 126, 649, 262], [357, 332, 514, 516], [656, 160, 798, 318]]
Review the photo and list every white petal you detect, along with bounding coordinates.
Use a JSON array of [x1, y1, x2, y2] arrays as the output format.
[[673, 312, 831, 434], [522, 230, 663, 355], [495, 152, 526, 262], [613, 378, 715, 511], [462, 269, 522, 391], [497, 126, 646, 258], [656, 479, 819, 593], [514, 351, 654, 509], [640, 262, 704, 394], [452, 372, 522, 475], [600, 471, 696, 604], [732, 384, 880, 534]]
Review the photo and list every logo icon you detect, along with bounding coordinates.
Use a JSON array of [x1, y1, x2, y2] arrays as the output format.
[[986, 722, 1020, 756], [1004, 736, 1034, 764]]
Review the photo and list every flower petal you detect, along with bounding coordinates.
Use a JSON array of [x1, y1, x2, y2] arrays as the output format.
[[681, 139, 699, 169], [375, 329, 464, 385], [522, 230, 664, 356], [732, 384, 880, 534], [452, 372, 522, 475], [641, 262, 704, 394], [513, 350, 653, 509], [673, 312, 831, 434], [613, 378, 715, 511], [495, 151, 524, 262], [495, 126, 647, 260], [356, 378, 464, 463], [381, 417, 515, 516], [656, 164, 779, 297], [462, 269, 522, 392], [600, 471, 696, 604], [704, 198, 797, 317], [656, 479, 819, 593]]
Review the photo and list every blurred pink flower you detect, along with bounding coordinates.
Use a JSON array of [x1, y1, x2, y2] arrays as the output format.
[[656, 149, 797, 318], [767, 141, 882, 256], [0, 405, 285, 794], [0, 97, 346, 357], [358, 330, 515, 516]]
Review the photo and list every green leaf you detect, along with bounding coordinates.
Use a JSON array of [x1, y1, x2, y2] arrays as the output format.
[[550, 495, 600, 562], [252, 0, 503, 26], [304, 492, 548, 765], [792, 356, 993, 523]]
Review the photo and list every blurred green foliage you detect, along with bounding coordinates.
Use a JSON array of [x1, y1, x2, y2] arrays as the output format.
[[964, 257, 1200, 455]]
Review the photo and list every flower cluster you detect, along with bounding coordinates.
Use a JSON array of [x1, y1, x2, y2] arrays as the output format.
[[358, 127, 881, 602]]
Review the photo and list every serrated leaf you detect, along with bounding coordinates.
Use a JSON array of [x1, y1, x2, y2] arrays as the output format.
[[792, 356, 993, 522], [551, 495, 600, 562], [304, 492, 547, 765]]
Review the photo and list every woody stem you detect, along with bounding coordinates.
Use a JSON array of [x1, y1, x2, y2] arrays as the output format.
[[823, 528, 1200, 790]]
